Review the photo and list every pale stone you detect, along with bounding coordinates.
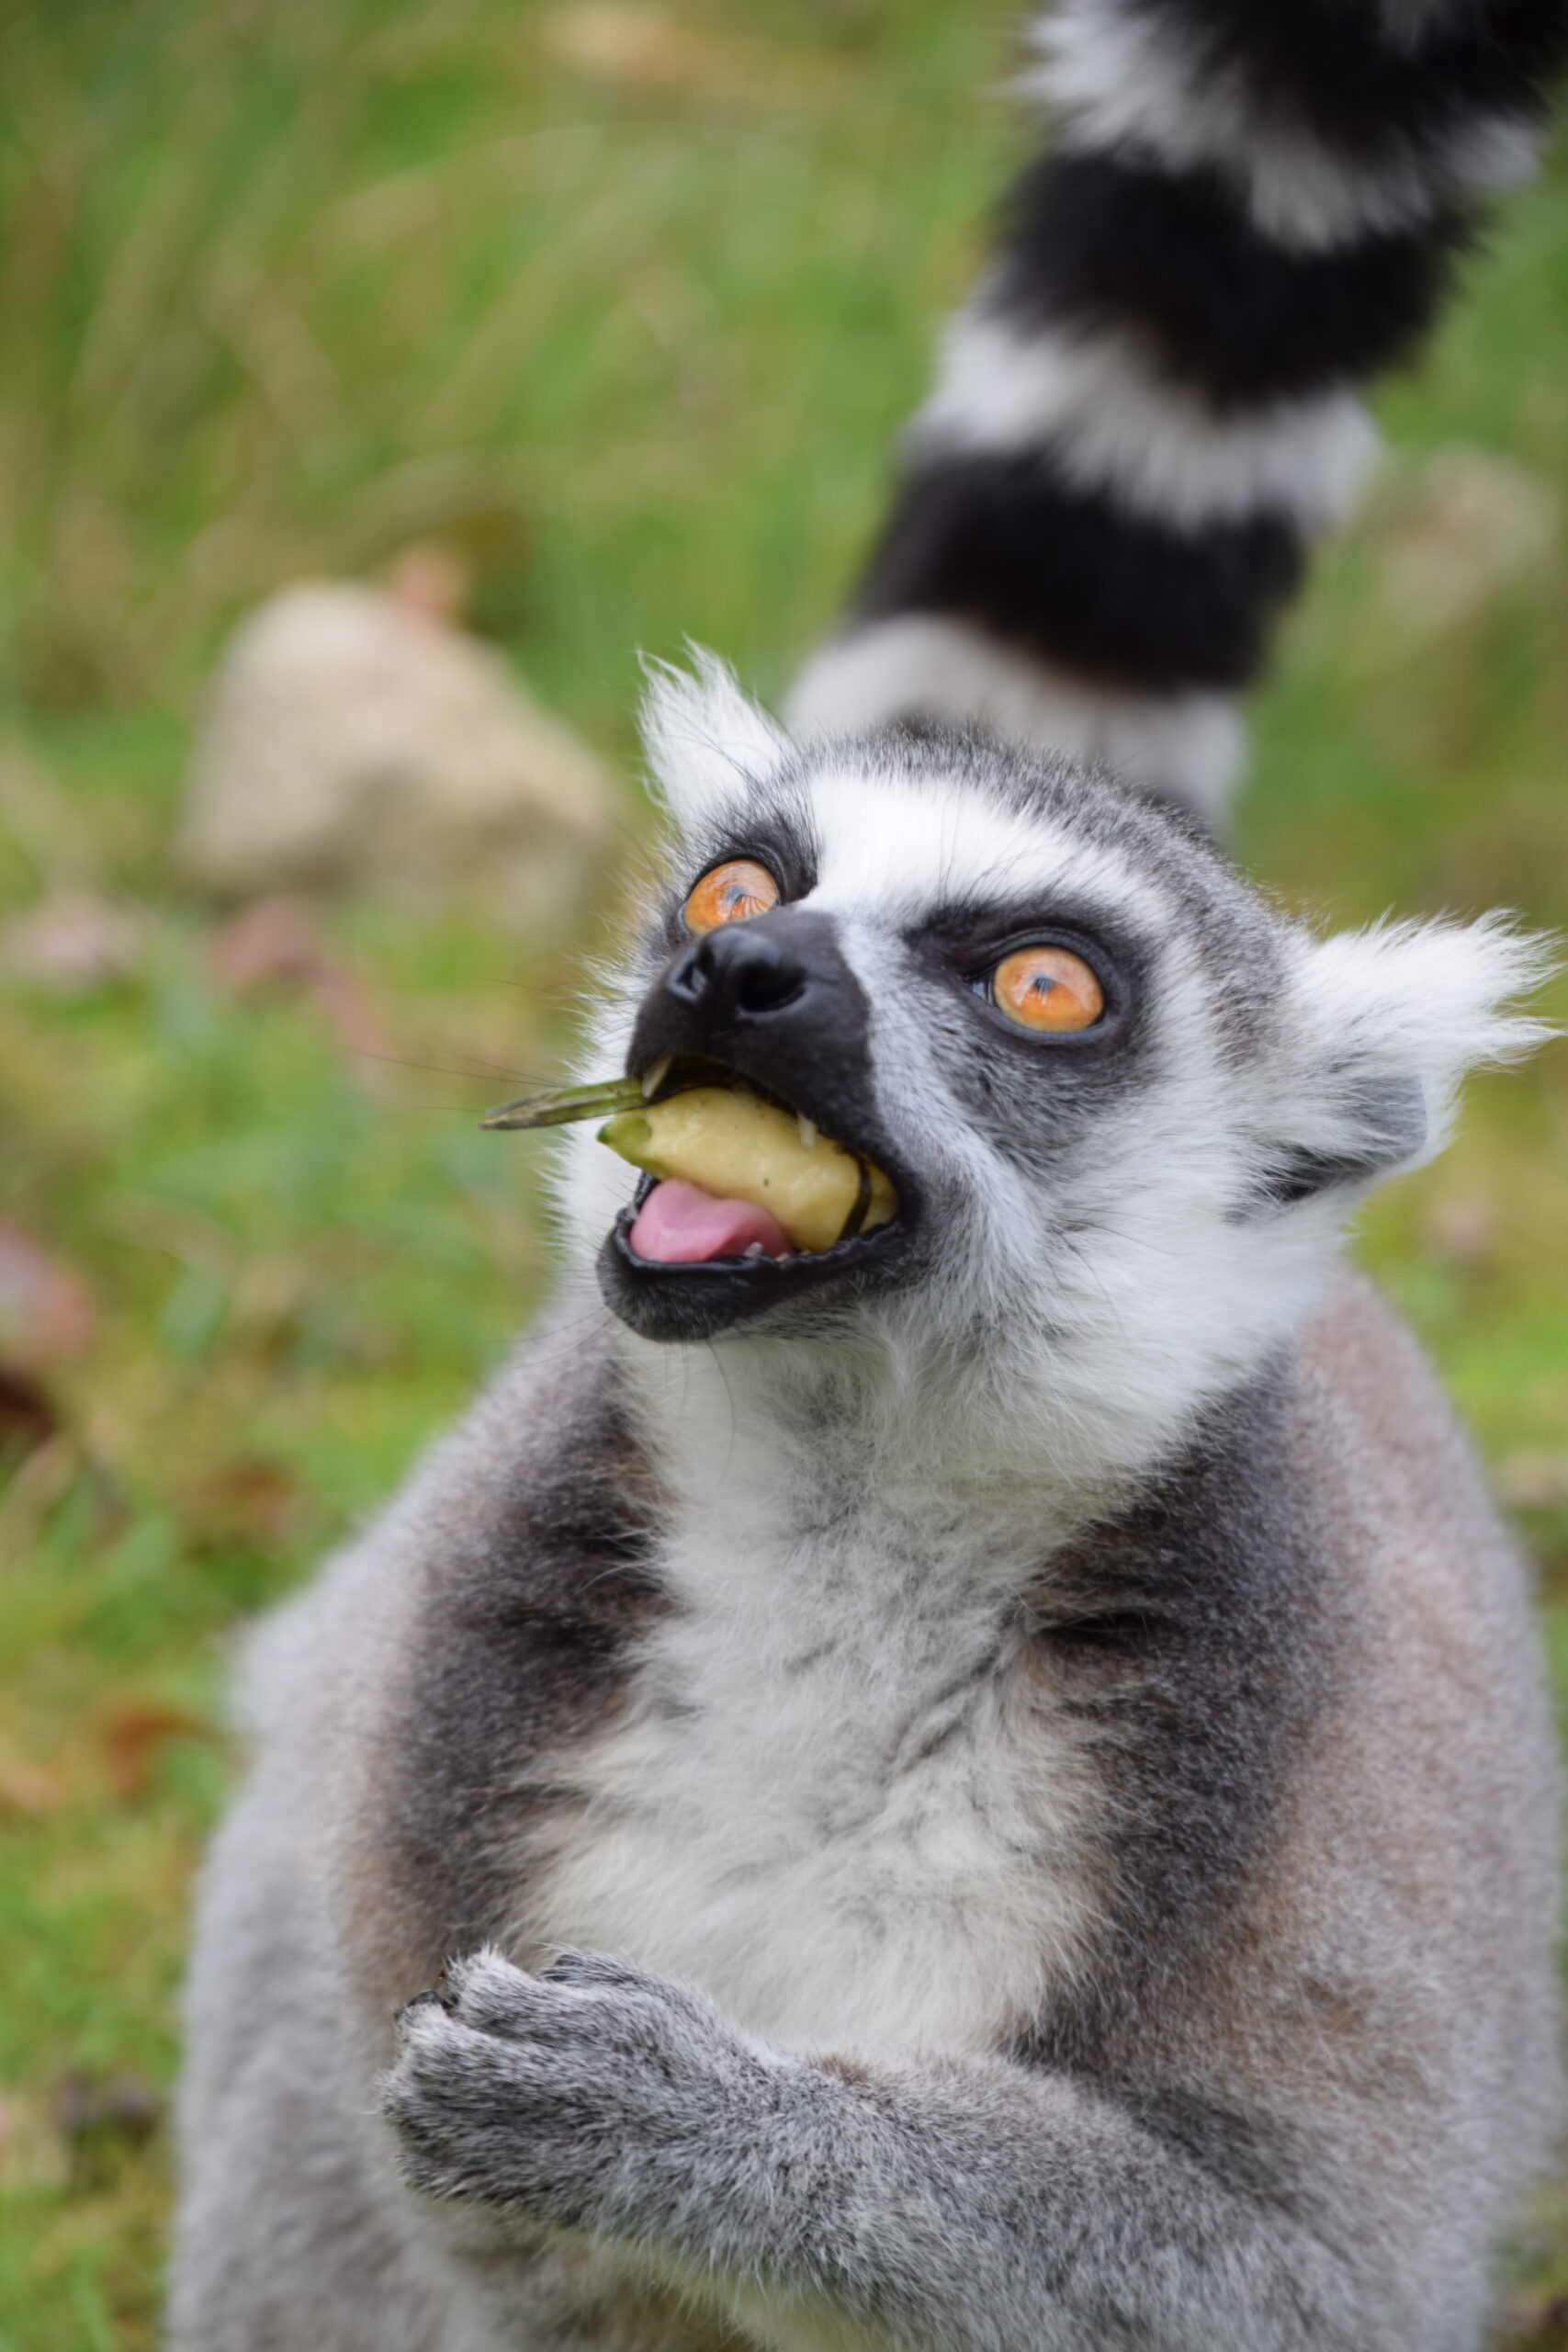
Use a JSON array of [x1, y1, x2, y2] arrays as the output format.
[[177, 582, 614, 921]]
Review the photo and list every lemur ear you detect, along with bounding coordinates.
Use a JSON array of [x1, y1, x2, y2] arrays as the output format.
[[639, 649, 791, 837], [1255, 915, 1553, 1208]]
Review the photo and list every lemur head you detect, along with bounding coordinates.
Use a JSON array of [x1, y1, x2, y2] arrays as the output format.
[[558, 656, 1544, 1474]]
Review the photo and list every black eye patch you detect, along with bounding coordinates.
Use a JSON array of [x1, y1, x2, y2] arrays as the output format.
[[905, 898, 1145, 1052], [660, 807, 819, 948], [892, 903, 1154, 1176]]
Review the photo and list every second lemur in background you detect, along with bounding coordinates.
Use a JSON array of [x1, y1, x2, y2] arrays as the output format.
[[793, 0, 1567, 822]]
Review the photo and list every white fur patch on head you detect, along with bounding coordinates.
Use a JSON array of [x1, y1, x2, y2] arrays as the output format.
[[802, 762, 1163, 930], [639, 649, 790, 837]]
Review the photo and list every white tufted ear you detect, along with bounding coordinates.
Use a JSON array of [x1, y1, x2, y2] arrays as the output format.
[[639, 649, 791, 836], [1256, 913, 1554, 1205]]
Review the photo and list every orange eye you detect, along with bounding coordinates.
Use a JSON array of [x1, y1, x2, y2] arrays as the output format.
[[990, 945, 1105, 1034], [682, 858, 780, 933]]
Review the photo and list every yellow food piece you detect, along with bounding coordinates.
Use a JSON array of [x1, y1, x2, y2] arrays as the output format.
[[599, 1087, 897, 1254]]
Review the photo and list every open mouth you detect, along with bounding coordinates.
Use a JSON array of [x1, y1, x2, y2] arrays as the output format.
[[599, 1057, 913, 1335], [479, 1051, 915, 1339]]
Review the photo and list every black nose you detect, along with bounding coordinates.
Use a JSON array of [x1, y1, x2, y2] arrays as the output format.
[[628, 905, 873, 1129], [666, 923, 808, 1023]]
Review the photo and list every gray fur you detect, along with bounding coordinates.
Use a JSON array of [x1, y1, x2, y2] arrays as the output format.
[[170, 716, 1560, 2350], [168, 6, 1563, 2325], [174, 1248, 1560, 2350]]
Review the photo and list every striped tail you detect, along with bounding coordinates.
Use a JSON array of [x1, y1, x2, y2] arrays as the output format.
[[787, 0, 1567, 825]]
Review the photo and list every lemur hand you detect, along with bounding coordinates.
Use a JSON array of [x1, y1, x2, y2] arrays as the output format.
[[382, 1947, 792, 2245]]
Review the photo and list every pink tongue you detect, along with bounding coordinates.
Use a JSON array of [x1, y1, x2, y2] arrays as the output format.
[[629, 1179, 792, 1264]]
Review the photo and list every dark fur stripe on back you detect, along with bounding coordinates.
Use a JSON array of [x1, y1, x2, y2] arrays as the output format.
[[855, 450, 1305, 691]]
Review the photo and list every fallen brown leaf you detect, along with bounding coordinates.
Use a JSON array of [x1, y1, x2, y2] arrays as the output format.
[[209, 893, 321, 989], [0, 889, 141, 990], [1499, 2290, 1568, 2343], [0, 1225, 97, 1366], [209, 896, 393, 1067], [178, 1453, 306, 1545], [0, 1363, 59, 1455], [385, 538, 472, 626], [0, 1739, 65, 1817], [1424, 1190, 1498, 1269], [52, 2070, 164, 2191], [96, 1698, 209, 1802], [52, 2071, 163, 2147]]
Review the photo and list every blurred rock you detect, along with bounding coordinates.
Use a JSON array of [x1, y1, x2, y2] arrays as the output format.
[[0, 889, 141, 991], [177, 582, 614, 922], [1366, 447, 1562, 650]]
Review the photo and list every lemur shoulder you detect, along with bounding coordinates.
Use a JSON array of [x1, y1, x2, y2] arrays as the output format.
[[172, 6, 1568, 2349]]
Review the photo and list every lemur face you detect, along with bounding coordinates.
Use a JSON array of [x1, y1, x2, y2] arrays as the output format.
[[558, 664, 1540, 1441], [594, 724, 1284, 1349]]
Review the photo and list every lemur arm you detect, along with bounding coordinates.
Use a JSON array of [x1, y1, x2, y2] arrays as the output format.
[[385, 1948, 1363, 2352], [787, 0, 1568, 822]]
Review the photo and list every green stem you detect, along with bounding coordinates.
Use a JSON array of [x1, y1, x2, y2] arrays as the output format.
[[480, 1076, 647, 1132]]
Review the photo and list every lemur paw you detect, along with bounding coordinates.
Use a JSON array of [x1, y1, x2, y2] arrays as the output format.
[[381, 1947, 784, 2240]]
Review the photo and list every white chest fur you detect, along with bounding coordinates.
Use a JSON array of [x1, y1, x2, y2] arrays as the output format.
[[525, 1392, 1098, 2060]]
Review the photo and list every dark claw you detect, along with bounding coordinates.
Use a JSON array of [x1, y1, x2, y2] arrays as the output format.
[[540, 1948, 592, 1984], [397, 1984, 453, 2027]]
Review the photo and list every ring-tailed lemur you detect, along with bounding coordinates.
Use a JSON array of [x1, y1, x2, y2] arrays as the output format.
[[171, 6, 1566, 2350]]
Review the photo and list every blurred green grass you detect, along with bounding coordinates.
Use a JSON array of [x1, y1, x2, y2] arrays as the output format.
[[0, 4, 1565, 2346]]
